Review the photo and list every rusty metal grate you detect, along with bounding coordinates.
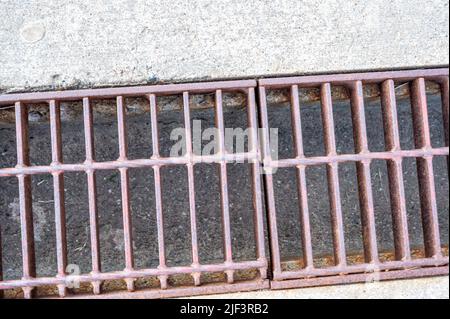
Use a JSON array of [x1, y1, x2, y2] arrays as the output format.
[[258, 68, 449, 290], [0, 80, 269, 298], [0, 68, 448, 298]]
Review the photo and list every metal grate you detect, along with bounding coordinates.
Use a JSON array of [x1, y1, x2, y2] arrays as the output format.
[[0, 80, 269, 298], [0, 68, 448, 298], [258, 68, 449, 289]]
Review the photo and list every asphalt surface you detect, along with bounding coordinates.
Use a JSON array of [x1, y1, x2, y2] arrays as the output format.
[[0, 94, 448, 279]]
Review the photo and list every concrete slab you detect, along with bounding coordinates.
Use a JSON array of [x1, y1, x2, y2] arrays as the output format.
[[0, 0, 449, 93]]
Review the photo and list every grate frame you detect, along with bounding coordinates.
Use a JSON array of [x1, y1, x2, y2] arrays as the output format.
[[258, 68, 449, 288], [0, 80, 269, 298]]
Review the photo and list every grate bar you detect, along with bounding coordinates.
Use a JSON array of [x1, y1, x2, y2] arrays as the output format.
[[380, 79, 411, 261], [0, 80, 256, 105], [148, 94, 169, 289], [2, 149, 447, 178], [72, 279, 270, 299], [258, 86, 282, 278], [410, 78, 442, 258], [153, 166, 168, 289], [0, 154, 253, 174], [320, 83, 347, 266], [290, 85, 314, 268], [247, 88, 268, 278], [442, 77, 449, 176], [182, 91, 201, 286], [117, 96, 135, 291], [215, 89, 234, 283], [49, 100, 68, 297], [1, 256, 446, 290], [149, 94, 159, 157], [82, 97, 102, 294], [271, 266, 449, 290], [274, 256, 449, 280], [349, 81, 379, 264], [290, 86, 305, 156], [259, 68, 449, 87], [0, 260, 267, 289], [266, 148, 448, 168], [0, 153, 257, 177], [15, 102, 36, 299]]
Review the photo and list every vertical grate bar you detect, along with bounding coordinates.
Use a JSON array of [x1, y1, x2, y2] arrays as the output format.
[[380, 80, 411, 261], [49, 100, 68, 297], [117, 96, 135, 291], [258, 86, 282, 278], [320, 83, 346, 267], [149, 94, 160, 157], [182, 92, 201, 286], [410, 78, 442, 258], [215, 89, 234, 283], [247, 87, 267, 278], [15, 102, 36, 299], [290, 85, 305, 156], [349, 81, 379, 264], [149, 94, 168, 289], [441, 77, 449, 173], [290, 85, 314, 268], [83, 98, 95, 164], [83, 97, 102, 294], [117, 96, 129, 161]]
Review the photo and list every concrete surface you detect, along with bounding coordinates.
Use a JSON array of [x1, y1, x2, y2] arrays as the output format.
[[0, 0, 449, 93], [188, 276, 450, 299], [0, 93, 448, 280]]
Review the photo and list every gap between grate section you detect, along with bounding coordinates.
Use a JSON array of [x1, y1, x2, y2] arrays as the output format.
[[258, 68, 449, 289], [0, 80, 268, 298]]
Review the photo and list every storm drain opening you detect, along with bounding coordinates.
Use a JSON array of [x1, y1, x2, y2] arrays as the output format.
[[258, 68, 449, 289], [0, 80, 268, 298]]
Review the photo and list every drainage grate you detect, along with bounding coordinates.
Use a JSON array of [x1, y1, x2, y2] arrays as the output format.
[[0, 80, 269, 298], [258, 68, 449, 289], [0, 68, 448, 298]]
